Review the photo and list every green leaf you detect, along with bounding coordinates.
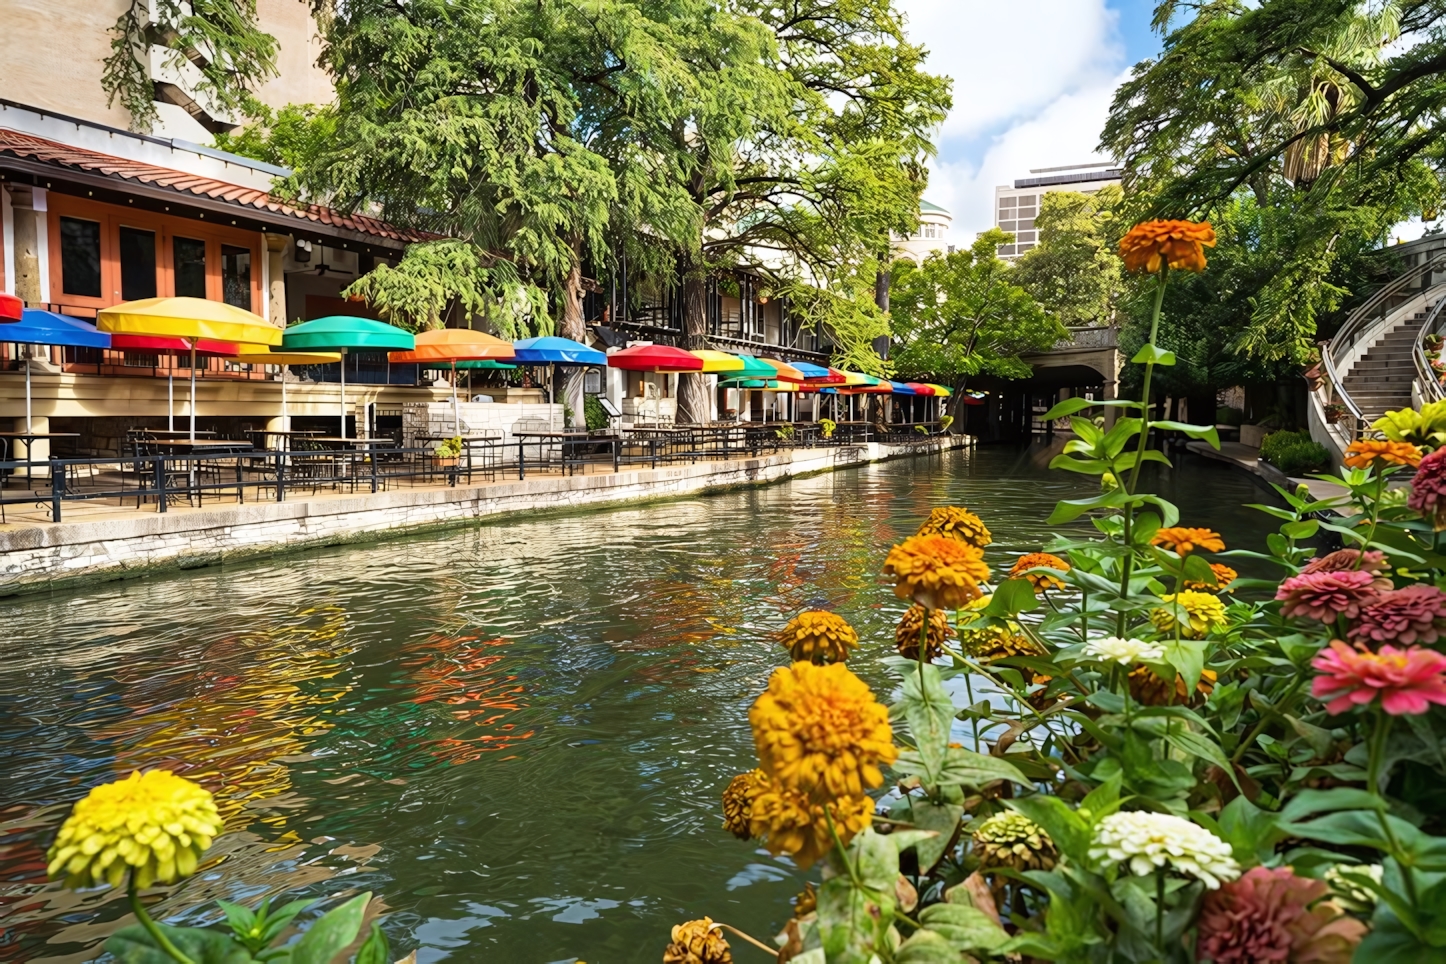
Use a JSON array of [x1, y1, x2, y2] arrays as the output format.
[[1047, 489, 1128, 525], [1131, 343, 1176, 365], [1281, 518, 1320, 540], [937, 746, 1029, 789], [1151, 419, 1220, 449], [900, 662, 955, 786], [1214, 796, 1284, 864], [1161, 638, 1207, 695], [982, 579, 1040, 617], [1049, 454, 1111, 475], [1161, 725, 1237, 786], [818, 876, 893, 963], [903, 800, 962, 873], [1102, 417, 1144, 458], [353, 924, 389, 964], [289, 893, 370, 964], [852, 828, 902, 892], [1279, 788, 1386, 822], [918, 903, 1010, 953], [1041, 396, 1103, 421], [894, 929, 959, 963], [106, 924, 255, 964], [1357, 905, 1446, 962]]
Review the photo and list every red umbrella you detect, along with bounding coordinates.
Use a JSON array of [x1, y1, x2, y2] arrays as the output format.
[[0, 293, 20, 322], [110, 334, 242, 431], [606, 344, 704, 372], [607, 345, 703, 425], [905, 383, 936, 395]]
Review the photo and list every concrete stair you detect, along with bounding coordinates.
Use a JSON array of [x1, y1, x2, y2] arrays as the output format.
[[1340, 312, 1428, 422]]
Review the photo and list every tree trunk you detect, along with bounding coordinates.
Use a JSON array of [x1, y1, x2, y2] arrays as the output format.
[[558, 240, 588, 429], [678, 253, 711, 425]]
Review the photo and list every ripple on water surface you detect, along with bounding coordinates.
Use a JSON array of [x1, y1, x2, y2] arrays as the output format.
[[0, 444, 1276, 962]]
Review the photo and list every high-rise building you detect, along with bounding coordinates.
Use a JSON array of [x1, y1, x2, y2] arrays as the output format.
[[991, 163, 1121, 259]]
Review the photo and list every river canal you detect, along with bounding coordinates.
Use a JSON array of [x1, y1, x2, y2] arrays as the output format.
[[0, 442, 1278, 963]]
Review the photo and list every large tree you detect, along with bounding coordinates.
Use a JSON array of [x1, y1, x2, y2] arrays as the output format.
[[888, 230, 1066, 415], [1012, 186, 1125, 329], [1101, 0, 1441, 361]]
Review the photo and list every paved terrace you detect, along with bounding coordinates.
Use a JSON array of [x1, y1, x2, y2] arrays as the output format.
[[0, 435, 966, 596]]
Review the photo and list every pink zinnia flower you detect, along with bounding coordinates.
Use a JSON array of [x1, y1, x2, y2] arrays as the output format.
[[1302, 549, 1388, 575], [1348, 584, 1446, 645], [1312, 640, 1446, 715], [1196, 866, 1366, 964], [1275, 570, 1386, 622], [1410, 447, 1446, 530]]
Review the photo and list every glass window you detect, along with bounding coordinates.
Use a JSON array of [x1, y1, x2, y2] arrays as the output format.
[[1019, 218, 1036, 230], [1019, 195, 1036, 205], [1018, 230, 1037, 242], [222, 245, 251, 309], [60, 217, 102, 298], [1018, 243, 1036, 253], [122, 352, 159, 368], [119, 227, 157, 301], [999, 220, 1016, 232], [999, 197, 1017, 209], [997, 244, 1017, 256], [174, 237, 207, 298]]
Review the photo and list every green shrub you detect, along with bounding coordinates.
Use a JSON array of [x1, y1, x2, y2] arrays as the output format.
[[1215, 405, 1245, 426], [584, 394, 609, 431], [1259, 429, 1330, 475]]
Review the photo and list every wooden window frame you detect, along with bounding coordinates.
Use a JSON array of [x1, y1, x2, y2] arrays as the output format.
[[46, 194, 262, 312]]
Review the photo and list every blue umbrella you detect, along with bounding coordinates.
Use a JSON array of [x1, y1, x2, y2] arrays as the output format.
[[889, 381, 919, 395], [7, 311, 110, 431], [512, 336, 607, 366]]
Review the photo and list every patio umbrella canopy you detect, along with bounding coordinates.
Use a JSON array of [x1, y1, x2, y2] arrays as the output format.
[[607, 344, 703, 372], [730, 355, 778, 379], [283, 316, 416, 439], [512, 336, 607, 366], [1, 292, 22, 322], [689, 350, 744, 373], [7, 311, 111, 432], [791, 361, 846, 384], [389, 328, 516, 363], [98, 298, 282, 440], [229, 348, 343, 433], [759, 358, 805, 383], [112, 334, 241, 432]]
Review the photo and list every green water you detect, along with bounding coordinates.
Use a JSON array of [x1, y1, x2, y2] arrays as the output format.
[[0, 443, 1278, 963]]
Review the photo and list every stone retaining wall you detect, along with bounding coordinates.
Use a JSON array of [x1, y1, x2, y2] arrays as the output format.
[[0, 438, 963, 596]]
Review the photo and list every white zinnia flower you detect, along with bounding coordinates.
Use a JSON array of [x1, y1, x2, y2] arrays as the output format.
[[1082, 636, 1165, 665], [1325, 864, 1383, 909], [1089, 811, 1240, 889]]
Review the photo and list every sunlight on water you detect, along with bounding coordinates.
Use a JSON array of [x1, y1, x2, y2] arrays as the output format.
[[0, 443, 1276, 963]]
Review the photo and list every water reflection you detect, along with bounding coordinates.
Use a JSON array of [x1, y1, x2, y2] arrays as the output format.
[[0, 444, 1278, 963]]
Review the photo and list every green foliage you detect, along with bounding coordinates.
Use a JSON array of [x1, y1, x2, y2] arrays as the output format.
[[1259, 429, 1331, 476], [889, 231, 1065, 384], [103, 0, 278, 134], [107, 892, 378, 964], [434, 437, 464, 459], [584, 395, 609, 432], [1013, 186, 1126, 328], [819, 417, 837, 439], [1216, 405, 1245, 426], [212, 104, 338, 178]]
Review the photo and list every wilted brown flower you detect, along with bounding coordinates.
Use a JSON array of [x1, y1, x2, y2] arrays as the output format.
[[663, 918, 733, 964], [793, 882, 817, 918], [895, 604, 955, 660], [721, 769, 768, 840], [1129, 666, 1218, 706], [958, 623, 1044, 662]]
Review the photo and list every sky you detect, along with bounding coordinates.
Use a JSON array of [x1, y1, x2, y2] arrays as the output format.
[[898, 0, 1161, 244]]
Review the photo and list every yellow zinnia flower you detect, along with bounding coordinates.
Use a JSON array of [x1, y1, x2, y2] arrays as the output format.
[[779, 610, 859, 664], [46, 770, 222, 889], [1008, 552, 1071, 592], [916, 506, 992, 547], [749, 662, 896, 801], [748, 787, 874, 870], [884, 534, 990, 611], [721, 769, 769, 840], [1150, 591, 1228, 639]]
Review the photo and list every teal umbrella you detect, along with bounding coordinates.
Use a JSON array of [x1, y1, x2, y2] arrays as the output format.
[[282, 317, 415, 438]]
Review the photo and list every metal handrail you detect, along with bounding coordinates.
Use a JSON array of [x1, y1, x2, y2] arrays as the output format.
[[1415, 295, 1446, 404], [1320, 252, 1446, 432]]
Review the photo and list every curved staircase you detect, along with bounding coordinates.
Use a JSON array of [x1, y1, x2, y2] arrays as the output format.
[[1314, 252, 1446, 458]]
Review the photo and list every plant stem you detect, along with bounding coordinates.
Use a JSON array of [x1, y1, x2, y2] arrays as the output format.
[[824, 805, 863, 890], [128, 875, 195, 964], [717, 923, 781, 958], [1365, 712, 1421, 905], [1154, 868, 1166, 954], [1118, 269, 1170, 631]]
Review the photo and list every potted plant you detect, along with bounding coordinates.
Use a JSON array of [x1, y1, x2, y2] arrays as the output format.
[[819, 418, 837, 439], [1324, 402, 1349, 423], [938, 414, 954, 434], [434, 436, 463, 466]]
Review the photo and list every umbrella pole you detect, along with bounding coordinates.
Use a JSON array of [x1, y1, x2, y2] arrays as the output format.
[[168, 366, 174, 431], [281, 364, 289, 435], [24, 355, 32, 434], [340, 347, 348, 439], [452, 360, 460, 435], [189, 343, 197, 442]]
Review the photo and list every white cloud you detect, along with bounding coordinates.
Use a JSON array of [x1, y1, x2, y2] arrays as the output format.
[[928, 74, 1125, 242], [894, 0, 1129, 244]]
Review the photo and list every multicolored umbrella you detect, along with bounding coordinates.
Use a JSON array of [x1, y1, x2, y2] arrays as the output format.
[[689, 350, 745, 373], [282, 316, 416, 438], [759, 358, 806, 383]]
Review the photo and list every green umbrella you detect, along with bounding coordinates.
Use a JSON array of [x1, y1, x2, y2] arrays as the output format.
[[282, 316, 415, 438], [423, 360, 518, 370]]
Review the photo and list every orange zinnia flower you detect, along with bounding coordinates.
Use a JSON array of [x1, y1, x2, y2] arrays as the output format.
[[1151, 527, 1226, 555], [883, 534, 991, 610], [1009, 552, 1071, 592], [1344, 439, 1422, 469], [1118, 220, 1216, 274]]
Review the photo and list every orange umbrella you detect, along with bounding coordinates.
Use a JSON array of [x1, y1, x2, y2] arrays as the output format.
[[758, 357, 805, 383], [390, 329, 517, 433]]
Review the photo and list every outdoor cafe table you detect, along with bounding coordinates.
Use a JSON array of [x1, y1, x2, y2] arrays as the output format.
[[245, 429, 322, 449], [135, 429, 219, 439], [144, 438, 254, 504], [513, 431, 619, 479], [0, 431, 82, 484]]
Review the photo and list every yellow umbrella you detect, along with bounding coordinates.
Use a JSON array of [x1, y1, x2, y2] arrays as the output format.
[[689, 349, 745, 373], [99, 297, 283, 440], [229, 349, 343, 435]]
